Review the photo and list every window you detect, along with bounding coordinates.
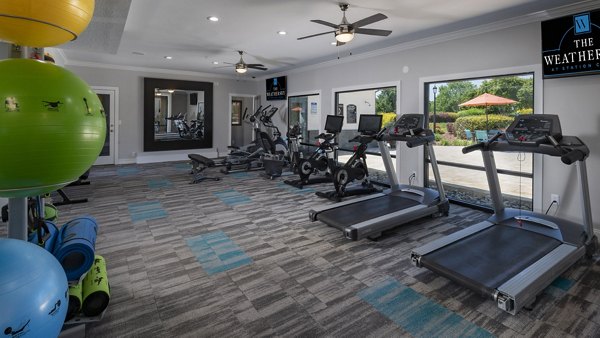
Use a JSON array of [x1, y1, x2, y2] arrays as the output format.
[[424, 73, 534, 210], [335, 86, 397, 185]]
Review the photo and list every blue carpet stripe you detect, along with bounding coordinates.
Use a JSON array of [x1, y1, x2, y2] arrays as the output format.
[[117, 167, 140, 176], [551, 277, 574, 291], [187, 231, 252, 275], [148, 179, 173, 189], [229, 172, 251, 179], [277, 182, 315, 193], [213, 189, 251, 206], [173, 162, 191, 171], [128, 201, 168, 222], [358, 279, 494, 338]]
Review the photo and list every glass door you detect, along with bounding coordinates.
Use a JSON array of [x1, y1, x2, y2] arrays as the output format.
[[93, 87, 117, 165]]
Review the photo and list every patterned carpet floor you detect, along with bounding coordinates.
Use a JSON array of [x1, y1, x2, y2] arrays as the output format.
[[9, 161, 600, 337]]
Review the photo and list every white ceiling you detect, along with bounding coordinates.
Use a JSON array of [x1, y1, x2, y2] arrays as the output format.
[[58, 0, 597, 77]]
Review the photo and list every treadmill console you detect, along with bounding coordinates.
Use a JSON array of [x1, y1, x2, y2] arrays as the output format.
[[505, 114, 562, 146], [388, 114, 424, 137]]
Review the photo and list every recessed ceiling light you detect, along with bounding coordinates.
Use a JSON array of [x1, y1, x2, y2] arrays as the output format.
[[164, 56, 173, 60], [330, 42, 337, 46], [207, 16, 219, 22], [277, 31, 287, 35], [212, 61, 219, 65]]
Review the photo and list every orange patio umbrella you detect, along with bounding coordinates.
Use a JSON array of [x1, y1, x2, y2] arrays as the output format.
[[459, 93, 517, 132]]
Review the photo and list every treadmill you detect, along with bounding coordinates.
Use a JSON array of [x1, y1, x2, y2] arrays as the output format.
[[411, 114, 597, 315], [309, 114, 449, 241]]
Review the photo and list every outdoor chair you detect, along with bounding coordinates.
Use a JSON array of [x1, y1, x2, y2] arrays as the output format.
[[464, 129, 473, 141], [475, 130, 488, 142]]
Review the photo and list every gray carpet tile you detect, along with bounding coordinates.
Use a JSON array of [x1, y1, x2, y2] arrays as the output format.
[[2, 161, 600, 337]]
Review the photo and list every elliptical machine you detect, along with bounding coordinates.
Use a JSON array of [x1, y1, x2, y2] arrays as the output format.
[[284, 115, 344, 188], [260, 106, 288, 157], [316, 114, 383, 201], [222, 106, 270, 173], [287, 124, 302, 174]]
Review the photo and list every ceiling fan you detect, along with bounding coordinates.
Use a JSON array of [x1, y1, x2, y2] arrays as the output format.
[[298, 3, 392, 46], [224, 50, 268, 73]]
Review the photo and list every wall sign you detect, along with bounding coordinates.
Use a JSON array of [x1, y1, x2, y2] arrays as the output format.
[[346, 104, 357, 124], [542, 9, 600, 78], [310, 102, 317, 114], [266, 76, 287, 101]]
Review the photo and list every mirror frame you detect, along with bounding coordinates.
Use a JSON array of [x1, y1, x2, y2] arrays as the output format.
[[143, 77, 213, 151]]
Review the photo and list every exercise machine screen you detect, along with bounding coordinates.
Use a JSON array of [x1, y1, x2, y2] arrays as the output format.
[[505, 114, 562, 145], [358, 114, 383, 135], [390, 114, 423, 136], [324, 115, 344, 133]]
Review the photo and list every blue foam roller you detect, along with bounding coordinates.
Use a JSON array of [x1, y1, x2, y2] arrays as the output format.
[[53, 216, 98, 281], [28, 220, 59, 252]]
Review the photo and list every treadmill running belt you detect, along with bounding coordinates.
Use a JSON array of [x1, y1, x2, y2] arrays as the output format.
[[420, 224, 561, 297], [317, 195, 420, 230]]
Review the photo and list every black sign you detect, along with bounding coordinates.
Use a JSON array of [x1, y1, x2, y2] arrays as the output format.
[[542, 10, 600, 78], [266, 76, 287, 101]]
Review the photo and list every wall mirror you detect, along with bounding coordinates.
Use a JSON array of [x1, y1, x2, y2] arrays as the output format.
[[143, 77, 213, 151]]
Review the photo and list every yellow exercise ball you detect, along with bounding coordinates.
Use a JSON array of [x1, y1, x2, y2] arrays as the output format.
[[0, 0, 95, 47]]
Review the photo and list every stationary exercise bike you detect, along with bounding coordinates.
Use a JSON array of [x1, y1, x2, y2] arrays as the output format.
[[284, 115, 344, 188], [166, 112, 203, 139], [316, 114, 383, 201]]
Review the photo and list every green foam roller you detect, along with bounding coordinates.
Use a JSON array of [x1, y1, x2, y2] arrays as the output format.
[[44, 203, 58, 222], [66, 280, 82, 321], [82, 255, 110, 317]]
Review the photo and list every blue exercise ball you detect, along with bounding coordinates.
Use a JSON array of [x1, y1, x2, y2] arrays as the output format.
[[0, 238, 68, 338]]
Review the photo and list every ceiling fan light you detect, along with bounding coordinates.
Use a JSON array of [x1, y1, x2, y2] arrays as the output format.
[[235, 66, 247, 74], [335, 31, 354, 43]]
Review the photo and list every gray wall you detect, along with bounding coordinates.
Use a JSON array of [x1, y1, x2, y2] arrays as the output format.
[[67, 65, 256, 161], [257, 22, 600, 229]]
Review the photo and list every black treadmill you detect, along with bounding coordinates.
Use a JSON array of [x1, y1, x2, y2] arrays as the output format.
[[309, 114, 449, 240], [411, 114, 597, 314]]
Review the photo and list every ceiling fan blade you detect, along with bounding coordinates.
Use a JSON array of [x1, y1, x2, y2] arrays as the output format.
[[354, 28, 392, 36], [246, 63, 265, 67], [297, 30, 335, 40], [248, 65, 268, 71], [352, 13, 387, 28], [310, 19, 339, 29]]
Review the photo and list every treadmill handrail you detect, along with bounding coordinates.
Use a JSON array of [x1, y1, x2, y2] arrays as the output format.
[[486, 136, 589, 160], [462, 131, 504, 154], [405, 129, 435, 148], [513, 215, 559, 230]]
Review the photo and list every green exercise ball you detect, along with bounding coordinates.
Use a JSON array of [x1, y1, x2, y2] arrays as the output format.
[[0, 59, 106, 198]]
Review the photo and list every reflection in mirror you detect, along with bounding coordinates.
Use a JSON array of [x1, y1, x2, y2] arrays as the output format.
[[144, 78, 213, 151], [288, 93, 319, 142], [154, 89, 205, 141]]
